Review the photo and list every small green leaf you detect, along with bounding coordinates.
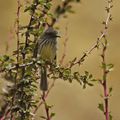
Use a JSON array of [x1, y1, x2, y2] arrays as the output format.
[[89, 74, 93, 79], [87, 83, 94, 86], [24, 6, 32, 12], [50, 112, 56, 118], [100, 94, 103, 98], [98, 103, 104, 112], [76, 0, 80, 2], [101, 63, 106, 69], [109, 114, 113, 120], [107, 64, 114, 72], [85, 71, 89, 76], [91, 79, 97, 82], [71, 57, 77, 63], [109, 87, 113, 94], [40, 116, 46, 119], [45, 3, 52, 10]]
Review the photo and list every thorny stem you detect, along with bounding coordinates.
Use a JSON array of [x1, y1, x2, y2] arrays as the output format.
[[0, 1, 22, 120], [101, 38, 109, 120], [16, 0, 21, 63], [16, 1, 40, 118], [25, 0, 38, 48], [99, 1, 113, 120], [33, 79, 55, 115], [0, 108, 10, 120], [21, 0, 42, 78], [101, 1, 113, 120], [10, 0, 21, 119], [33, 0, 53, 42]]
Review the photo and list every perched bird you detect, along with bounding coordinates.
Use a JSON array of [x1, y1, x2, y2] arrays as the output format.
[[34, 27, 60, 91]]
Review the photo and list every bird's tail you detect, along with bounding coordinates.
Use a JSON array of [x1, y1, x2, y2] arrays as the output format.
[[40, 66, 48, 91]]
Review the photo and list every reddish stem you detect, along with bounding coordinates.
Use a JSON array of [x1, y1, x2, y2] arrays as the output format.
[[102, 38, 109, 120], [42, 92, 51, 120], [33, 80, 55, 114], [103, 80, 109, 120]]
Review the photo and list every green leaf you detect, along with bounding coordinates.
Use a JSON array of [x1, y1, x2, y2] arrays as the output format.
[[72, 57, 77, 62], [50, 112, 56, 118], [76, 0, 80, 2], [98, 103, 104, 113], [91, 79, 97, 82], [46, 104, 53, 109], [46, 3, 52, 10], [101, 63, 106, 69], [40, 116, 46, 119], [107, 64, 114, 72], [87, 83, 94, 86], [109, 114, 113, 120], [24, 6, 32, 12], [89, 74, 93, 79], [109, 87, 113, 94], [38, 0, 46, 4], [85, 71, 89, 76]]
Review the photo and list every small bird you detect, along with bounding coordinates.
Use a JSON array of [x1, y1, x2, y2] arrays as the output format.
[[34, 27, 60, 91]]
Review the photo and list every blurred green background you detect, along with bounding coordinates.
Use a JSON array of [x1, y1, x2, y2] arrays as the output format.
[[0, 0, 120, 120]]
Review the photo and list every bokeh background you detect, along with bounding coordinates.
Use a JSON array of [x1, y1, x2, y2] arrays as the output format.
[[0, 0, 120, 120]]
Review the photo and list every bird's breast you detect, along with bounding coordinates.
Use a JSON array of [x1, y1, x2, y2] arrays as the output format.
[[40, 41, 57, 61]]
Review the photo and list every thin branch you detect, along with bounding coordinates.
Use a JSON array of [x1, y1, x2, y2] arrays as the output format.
[[101, 37, 109, 120], [33, 79, 55, 115], [0, 106, 10, 120], [100, 1, 113, 120], [10, 0, 21, 119], [8, 61, 34, 70], [0, 0, 22, 118], [16, 0, 21, 63], [42, 92, 51, 120], [69, 3, 112, 68], [24, 0, 39, 48]]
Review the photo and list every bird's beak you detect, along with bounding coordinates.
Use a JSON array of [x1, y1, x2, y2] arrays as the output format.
[[56, 35, 61, 38]]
